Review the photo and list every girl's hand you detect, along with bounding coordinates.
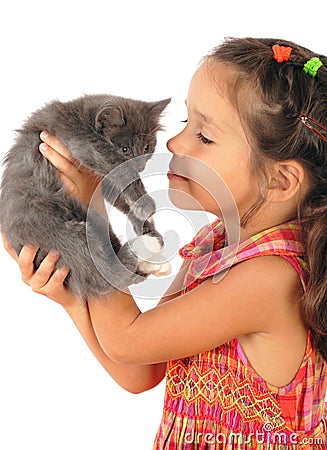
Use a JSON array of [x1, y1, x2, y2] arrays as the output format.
[[2, 234, 77, 309], [39, 132, 106, 215]]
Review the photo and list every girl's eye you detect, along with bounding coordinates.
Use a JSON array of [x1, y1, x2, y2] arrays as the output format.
[[181, 119, 188, 123], [196, 132, 213, 145]]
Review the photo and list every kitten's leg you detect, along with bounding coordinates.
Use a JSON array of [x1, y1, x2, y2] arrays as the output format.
[[102, 176, 156, 222], [109, 193, 162, 242], [102, 177, 163, 244], [122, 178, 157, 221]]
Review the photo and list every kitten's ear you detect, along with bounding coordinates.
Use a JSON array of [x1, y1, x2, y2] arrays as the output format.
[[95, 105, 126, 131], [147, 98, 171, 118]]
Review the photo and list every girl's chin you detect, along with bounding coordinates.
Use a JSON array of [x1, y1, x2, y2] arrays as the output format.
[[168, 188, 204, 211]]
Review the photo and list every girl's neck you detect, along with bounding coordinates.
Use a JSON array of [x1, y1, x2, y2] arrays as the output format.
[[239, 217, 295, 242], [218, 203, 297, 243]]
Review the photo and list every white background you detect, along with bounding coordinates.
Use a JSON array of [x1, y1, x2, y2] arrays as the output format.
[[0, 1, 325, 449]]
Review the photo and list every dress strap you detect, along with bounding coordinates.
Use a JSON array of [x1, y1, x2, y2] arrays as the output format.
[[179, 220, 307, 292], [281, 255, 307, 291]]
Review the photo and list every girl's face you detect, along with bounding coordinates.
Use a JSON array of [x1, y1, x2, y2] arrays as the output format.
[[167, 62, 258, 222]]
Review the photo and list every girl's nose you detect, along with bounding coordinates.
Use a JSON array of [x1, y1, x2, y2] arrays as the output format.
[[166, 132, 187, 155]]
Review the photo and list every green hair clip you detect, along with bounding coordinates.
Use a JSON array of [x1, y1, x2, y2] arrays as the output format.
[[303, 57, 323, 77]]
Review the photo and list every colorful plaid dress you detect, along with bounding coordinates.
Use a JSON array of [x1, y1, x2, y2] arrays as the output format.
[[153, 219, 327, 449]]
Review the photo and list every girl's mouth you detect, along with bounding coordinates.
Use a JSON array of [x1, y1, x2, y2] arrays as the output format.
[[167, 171, 189, 181]]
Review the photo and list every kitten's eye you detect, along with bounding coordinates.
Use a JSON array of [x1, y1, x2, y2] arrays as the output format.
[[122, 147, 132, 155], [144, 144, 151, 153]]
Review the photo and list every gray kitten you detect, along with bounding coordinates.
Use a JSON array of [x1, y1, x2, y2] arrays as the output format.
[[0, 94, 171, 300]]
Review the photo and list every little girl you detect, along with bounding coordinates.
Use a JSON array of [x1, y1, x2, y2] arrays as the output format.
[[3, 37, 327, 448]]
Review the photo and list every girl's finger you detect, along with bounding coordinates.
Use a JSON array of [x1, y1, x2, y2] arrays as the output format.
[[18, 245, 39, 284], [29, 250, 60, 292], [40, 131, 73, 161], [40, 265, 71, 298], [39, 141, 81, 181]]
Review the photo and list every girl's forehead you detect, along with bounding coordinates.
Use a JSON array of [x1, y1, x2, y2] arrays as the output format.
[[189, 63, 232, 102], [187, 63, 242, 125]]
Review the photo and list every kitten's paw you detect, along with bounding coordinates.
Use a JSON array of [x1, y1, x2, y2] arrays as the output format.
[[131, 234, 163, 259], [137, 257, 172, 277], [131, 235, 171, 277], [146, 254, 172, 276]]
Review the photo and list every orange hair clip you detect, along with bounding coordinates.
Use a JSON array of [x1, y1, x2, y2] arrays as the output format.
[[272, 44, 293, 63]]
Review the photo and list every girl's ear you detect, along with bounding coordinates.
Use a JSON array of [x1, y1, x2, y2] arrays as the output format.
[[266, 160, 306, 203]]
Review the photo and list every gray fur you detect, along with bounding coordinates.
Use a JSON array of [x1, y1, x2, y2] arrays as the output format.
[[0, 94, 171, 300]]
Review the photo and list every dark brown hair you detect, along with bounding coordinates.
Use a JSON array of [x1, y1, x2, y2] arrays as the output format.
[[206, 37, 327, 360]]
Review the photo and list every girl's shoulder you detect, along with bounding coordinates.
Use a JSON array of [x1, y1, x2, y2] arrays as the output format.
[[233, 251, 303, 292], [206, 251, 303, 320]]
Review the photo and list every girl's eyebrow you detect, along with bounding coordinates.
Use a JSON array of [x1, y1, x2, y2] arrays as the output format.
[[194, 109, 215, 125], [185, 100, 223, 133], [194, 109, 223, 133]]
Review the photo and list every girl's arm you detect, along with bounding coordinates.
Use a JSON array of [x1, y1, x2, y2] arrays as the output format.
[[4, 233, 300, 373], [3, 237, 181, 393], [86, 254, 300, 364]]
